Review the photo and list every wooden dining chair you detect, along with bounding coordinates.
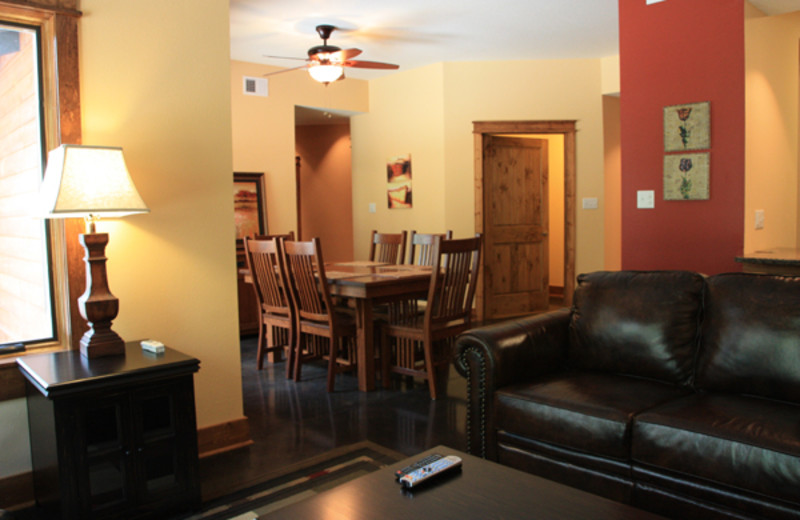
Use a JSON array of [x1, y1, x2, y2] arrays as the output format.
[[407, 230, 453, 266], [254, 231, 295, 241], [282, 238, 358, 391], [369, 230, 407, 265], [244, 236, 295, 375], [381, 234, 482, 399]]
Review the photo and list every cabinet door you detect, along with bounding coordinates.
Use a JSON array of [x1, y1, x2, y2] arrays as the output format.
[[79, 393, 134, 516], [130, 377, 199, 507]]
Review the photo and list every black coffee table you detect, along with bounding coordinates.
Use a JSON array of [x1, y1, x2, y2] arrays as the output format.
[[263, 446, 666, 519]]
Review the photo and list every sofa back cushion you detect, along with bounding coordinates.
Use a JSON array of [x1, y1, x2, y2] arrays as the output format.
[[569, 271, 704, 385], [696, 273, 800, 403]]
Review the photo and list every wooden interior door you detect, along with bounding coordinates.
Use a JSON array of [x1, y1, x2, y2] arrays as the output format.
[[482, 135, 549, 319]]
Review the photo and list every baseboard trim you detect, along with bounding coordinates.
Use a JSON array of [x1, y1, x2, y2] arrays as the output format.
[[549, 285, 565, 305], [0, 471, 33, 511], [197, 416, 253, 459]]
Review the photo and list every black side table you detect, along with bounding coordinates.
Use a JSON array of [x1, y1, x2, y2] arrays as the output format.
[[17, 342, 201, 519]]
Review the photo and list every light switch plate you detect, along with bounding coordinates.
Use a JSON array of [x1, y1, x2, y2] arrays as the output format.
[[368, 203, 376, 213], [755, 209, 765, 230], [582, 197, 598, 210], [637, 190, 655, 209]]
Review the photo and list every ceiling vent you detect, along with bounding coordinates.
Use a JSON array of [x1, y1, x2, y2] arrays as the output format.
[[243, 76, 268, 97]]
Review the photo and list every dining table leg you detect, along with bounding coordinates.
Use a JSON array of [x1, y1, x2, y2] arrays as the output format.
[[354, 298, 375, 391]]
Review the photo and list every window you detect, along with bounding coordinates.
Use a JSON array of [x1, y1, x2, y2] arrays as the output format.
[[0, 20, 62, 349]]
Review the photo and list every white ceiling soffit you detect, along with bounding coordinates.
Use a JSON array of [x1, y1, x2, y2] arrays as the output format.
[[749, 0, 800, 16], [229, 0, 620, 80]]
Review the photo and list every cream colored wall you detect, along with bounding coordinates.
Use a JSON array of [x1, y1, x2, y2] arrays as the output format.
[[350, 64, 447, 259], [745, 10, 800, 250], [231, 61, 368, 236], [79, 0, 241, 429], [441, 60, 606, 277]]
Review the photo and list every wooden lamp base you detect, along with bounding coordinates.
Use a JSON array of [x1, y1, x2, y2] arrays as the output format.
[[78, 231, 125, 358]]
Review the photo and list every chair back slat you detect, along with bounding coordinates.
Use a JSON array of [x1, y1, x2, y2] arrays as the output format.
[[369, 230, 407, 265], [408, 230, 453, 266], [426, 234, 482, 326], [283, 238, 333, 325]]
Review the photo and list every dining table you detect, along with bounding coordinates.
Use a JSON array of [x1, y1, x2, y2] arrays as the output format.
[[242, 260, 433, 391]]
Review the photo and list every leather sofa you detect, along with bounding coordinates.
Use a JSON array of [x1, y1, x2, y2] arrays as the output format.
[[454, 270, 800, 520]]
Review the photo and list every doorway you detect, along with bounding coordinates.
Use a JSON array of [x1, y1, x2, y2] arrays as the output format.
[[473, 121, 577, 321]]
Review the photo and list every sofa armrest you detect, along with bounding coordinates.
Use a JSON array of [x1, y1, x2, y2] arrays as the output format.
[[454, 307, 571, 459]]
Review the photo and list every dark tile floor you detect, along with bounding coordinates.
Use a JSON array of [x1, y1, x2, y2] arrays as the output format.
[[198, 336, 468, 500]]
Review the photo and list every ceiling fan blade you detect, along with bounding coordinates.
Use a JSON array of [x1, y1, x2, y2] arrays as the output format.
[[344, 60, 400, 70], [264, 55, 309, 62], [263, 65, 308, 77]]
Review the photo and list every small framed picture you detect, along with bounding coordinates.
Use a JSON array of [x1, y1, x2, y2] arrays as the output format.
[[664, 153, 710, 201], [233, 172, 267, 246], [664, 101, 710, 152]]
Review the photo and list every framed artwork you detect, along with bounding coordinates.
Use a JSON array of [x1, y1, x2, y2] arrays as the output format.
[[663, 153, 710, 200], [387, 154, 412, 209], [664, 101, 710, 152], [233, 172, 267, 246]]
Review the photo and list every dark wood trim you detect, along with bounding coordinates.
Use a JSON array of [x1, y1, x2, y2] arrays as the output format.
[[197, 417, 254, 458], [0, 470, 33, 510], [473, 120, 577, 320], [0, 361, 25, 401], [0, 0, 80, 18]]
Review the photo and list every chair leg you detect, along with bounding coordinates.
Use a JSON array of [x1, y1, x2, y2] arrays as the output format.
[[285, 326, 295, 380], [423, 337, 438, 400], [293, 333, 304, 381], [381, 330, 392, 389], [256, 319, 266, 370], [326, 336, 338, 392]]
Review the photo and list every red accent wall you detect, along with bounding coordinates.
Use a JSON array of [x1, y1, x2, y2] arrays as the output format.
[[619, 0, 745, 273]]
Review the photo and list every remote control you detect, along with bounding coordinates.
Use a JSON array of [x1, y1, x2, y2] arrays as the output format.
[[395, 453, 443, 480], [399, 455, 462, 489], [141, 340, 165, 354]]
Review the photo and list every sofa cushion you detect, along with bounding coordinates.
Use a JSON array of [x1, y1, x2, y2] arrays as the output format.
[[495, 372, 690, 462], [697, 273, 800, 404], [569, 270, 704, 385], [632, 393, 800, 505]]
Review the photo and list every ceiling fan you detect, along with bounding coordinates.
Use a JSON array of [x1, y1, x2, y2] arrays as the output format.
[[264, 24, 399, 84]]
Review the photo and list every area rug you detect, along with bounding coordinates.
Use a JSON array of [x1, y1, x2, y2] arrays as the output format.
[[179, 441, 404, 520]]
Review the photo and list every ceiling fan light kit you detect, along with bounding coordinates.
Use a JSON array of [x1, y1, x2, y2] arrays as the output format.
[[264, 24, 398, 85]]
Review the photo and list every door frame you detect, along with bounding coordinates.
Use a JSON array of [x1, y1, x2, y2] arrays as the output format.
[[473, 120, 577, 320]]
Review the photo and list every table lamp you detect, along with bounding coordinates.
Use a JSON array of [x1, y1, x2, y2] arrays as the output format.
[[39, 144, 149, 358]]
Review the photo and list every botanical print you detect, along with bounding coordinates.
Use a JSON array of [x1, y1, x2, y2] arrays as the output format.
[[664, 153, 709, 200], [387, 154, 412, 209], [664, 102, 710, 152]]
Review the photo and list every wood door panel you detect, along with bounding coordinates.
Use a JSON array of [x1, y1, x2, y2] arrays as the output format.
[[483, 136, 549, 319]]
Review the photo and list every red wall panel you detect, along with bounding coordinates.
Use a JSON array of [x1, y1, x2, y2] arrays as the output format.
[[619, 0, 745, 273]]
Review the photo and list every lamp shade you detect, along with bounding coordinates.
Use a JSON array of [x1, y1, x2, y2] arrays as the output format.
[[40, 144, 149, 218], [308, 63, 344, 84]]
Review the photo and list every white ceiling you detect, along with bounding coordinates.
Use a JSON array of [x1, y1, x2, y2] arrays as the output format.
[[230, 0, 800, 82]]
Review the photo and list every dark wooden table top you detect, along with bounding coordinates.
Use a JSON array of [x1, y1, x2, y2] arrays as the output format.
[[263, 446, 667, 519], [16, 341, 199, 398]]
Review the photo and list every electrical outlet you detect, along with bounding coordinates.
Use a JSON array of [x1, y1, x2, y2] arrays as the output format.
[[637, 190, 655, 209], [755, 209, 765, 230]]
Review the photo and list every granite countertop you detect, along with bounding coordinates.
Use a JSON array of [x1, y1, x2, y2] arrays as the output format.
[[735, 247, 800, 266]]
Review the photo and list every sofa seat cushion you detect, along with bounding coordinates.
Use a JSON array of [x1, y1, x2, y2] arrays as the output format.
[[632, 393, 800, 505], [495, 371, 690, 462]]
